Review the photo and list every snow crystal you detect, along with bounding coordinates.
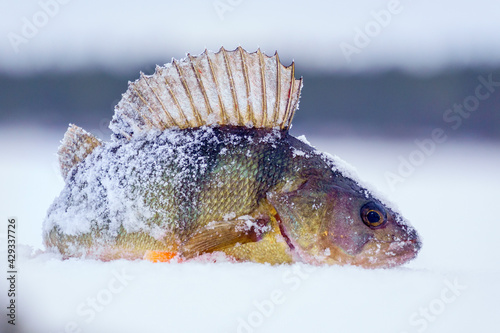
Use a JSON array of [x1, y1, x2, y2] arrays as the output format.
[[223, 212, 237, 221], [291, 146, 308, 158], [296, 134, 312, 146]]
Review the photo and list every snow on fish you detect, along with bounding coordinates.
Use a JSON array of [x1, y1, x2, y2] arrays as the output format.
[[43, 47, 421, 268]]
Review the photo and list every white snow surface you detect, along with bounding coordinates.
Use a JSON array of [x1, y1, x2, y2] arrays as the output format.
[[1, 126, 499, 333]]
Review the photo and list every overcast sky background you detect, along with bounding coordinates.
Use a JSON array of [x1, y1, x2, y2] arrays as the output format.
[[1, 0, 500, 76]]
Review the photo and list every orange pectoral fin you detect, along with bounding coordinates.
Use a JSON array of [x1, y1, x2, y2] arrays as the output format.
[[144, 250, 182, 263]]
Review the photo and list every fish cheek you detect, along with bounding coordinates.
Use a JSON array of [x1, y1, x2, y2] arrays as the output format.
[[269, 179, 375, 261], [323, 215, 373, 257], [320, 193, 375, 258], [267, 188, 326, 251]]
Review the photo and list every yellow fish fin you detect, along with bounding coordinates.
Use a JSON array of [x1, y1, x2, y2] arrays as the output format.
[[58, 124, 102, 180], [181, 216, 270, 259], [143, 250, 181, 263]]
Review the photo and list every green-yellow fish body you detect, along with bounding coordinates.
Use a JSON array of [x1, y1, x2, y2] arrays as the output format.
[[44, 48, 420, 268]]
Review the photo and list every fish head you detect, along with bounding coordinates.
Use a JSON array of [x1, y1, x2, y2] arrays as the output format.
[[269, 165, 421, 268]]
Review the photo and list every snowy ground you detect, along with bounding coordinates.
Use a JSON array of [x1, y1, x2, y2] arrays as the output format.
[[1, 126, 499, 333]]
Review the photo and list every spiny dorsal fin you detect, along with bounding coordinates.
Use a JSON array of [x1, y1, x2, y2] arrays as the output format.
[[58, 124, 102, 180], [110, 47, 303, 139]]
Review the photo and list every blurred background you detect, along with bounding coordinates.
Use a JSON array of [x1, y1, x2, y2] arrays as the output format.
[[1, 0, 500, 247], [1, 0, 500, 139]]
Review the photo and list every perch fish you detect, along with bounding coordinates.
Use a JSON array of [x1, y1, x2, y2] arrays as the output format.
[[43, 47, 421, 268]]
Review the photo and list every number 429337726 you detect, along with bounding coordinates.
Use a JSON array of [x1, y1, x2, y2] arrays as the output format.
[[7, 218, 16, 270]]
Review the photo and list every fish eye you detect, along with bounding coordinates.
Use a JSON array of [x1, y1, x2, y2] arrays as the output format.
[[360, 202, 387, 229]]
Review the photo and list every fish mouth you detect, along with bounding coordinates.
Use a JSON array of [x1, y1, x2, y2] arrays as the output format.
[[352, 238, 421, 268]]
